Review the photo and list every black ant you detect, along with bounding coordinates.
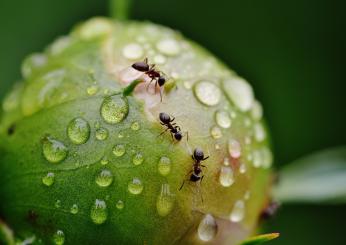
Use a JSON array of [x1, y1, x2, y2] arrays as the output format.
[[159, 112, 187, 141], [179, 147, 209, 191], [132, 58, 166, 101]]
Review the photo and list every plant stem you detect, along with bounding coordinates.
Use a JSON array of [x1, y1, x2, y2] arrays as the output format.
[[110, 0, 132, 20]]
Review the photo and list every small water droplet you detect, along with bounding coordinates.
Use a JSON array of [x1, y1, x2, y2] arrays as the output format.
[[244, 191, 251, 200], [239, 163, 247, 174], [158, 156, 171, 176], [90, 199, 108, 225], [131, 122, 140, 131], [53, 230, 65, 245], [156, 39, 180, 56], [42, 172, 55, 186], [230, 200, 245, 222], [223, 157, 230, 166], [122, 43, 144, 60], [194, 81, 221, 106], [70, 204, 79, 214], [228, 139, 241, 158], [87, 85, 99, 95], [101, 95, 129, 124], [100, 157, 109, 165], [128, 178, 143, 195], [42, 137, 68, 163], [95, 127, 109, 141], [55, 200, 62, 209], [113, 144, 126, 157], [223, 77, 254, 112], [215, 144, 221, 150], [183, 81, 192, 90], [254, 123, 266, 142], [215, 110, 231, 128], [251, 100, 263, 120], [210, 126, 222, 139], [95, 169, 113, 187], [244, 136, 252, 145], [219, 166, 234, 187], [116, 200, 124, 210], [67, 118, 90, 145], [132, 152, 144, 165], [153, 54, 166, 64], [197, 214, 218, 242], [156, 184, 174, 217]]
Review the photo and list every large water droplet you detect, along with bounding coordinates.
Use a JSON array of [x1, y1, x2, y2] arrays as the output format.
[[90, 199, 108, 225], [42, 172, 55, 186], [101, 95, 129, 124], [156, 184, 174, 217], [197, 214, 218, 242], [156, 39, 180, 56], [219, 166, 234, 187], [95, 169, 113, 187], [95, 127, 109, 141], [131, 121, 140, 131], [210, 126, 222, 139], [228, 139, 241, 158], [254, 123, 266, 142], [53, 230, 65, 245], [158, 156, 171, 176], [67, 118, 90, 145], [230, 200, 245, 222], [128, 178, 143, 195], [194, 81, 221, 106], [116, 200, 124, 210], [215, 110, 231, 128], [223, 77, 254, 112], [132, 152, 144, 165], [42, 137, 68, 163], [70, 204, 79, 214], [122, 43, 144, 60], [113, 144, 126, 157]]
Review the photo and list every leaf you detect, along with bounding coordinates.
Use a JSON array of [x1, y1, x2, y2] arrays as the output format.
[[240, 233, 279, 245], [273, 146, 346, 203]]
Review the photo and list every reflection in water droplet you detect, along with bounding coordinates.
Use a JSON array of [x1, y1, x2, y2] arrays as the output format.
[[156, 39, 180, 56], [95, 127, 109, 141], [95, 169, 113, 187], [158, 156, 171, 176], [67, 118, 90, 145], [42, 172, 55, 186], [42, 137, 68, 163], [210, 126, 222, 139], [90, 199, 108, 225], [128, 178, 143, 195], [132, 152, 144, 165], [113, 144, 126, 157], [230, 200, 245, 222], [228, 139, 241, 158], [101, 95, 129, 124], [122, 43, 144, 60], [215, 110, 231, 128], [53, 230, 65, 245], [70, 204, 79, 214], [194, 81, 221, 106], [197, 214, 218, 242], [131, 122, 140, 131], [219, 166, 234, 187], [116, 200, 124, 210], [156, 184, 174, 217]]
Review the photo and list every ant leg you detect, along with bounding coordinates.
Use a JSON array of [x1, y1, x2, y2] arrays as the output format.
[[146, 78, 155, 92], [179, 170, 193, 191], [157, 127, 170, 138], [170, 116, 175, 122], [203, 156, 210, 161], [179, 180, 186, 191], [144, 57, 148, 64], [158, 83, 163, 102], [199, 176, 205, 203], [185, 131, 189, 141]]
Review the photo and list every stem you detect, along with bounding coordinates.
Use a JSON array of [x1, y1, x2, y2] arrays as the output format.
[[110, 0, 132, 20], [123, 80, 142, 96]]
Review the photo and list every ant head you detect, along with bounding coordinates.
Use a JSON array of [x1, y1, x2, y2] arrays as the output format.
[[132, 59, 149, 72], [193, 148, 204, 161], [174, 131, 182, 141], [158, 76, 166, 86], [159, 112, 171, 124]]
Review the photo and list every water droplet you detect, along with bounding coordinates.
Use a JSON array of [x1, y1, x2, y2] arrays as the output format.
[[113, 144, 126, 157], [116, 200, 124, 210], [230, 200, 245, 222], [219, 166, 234, 187], [21, 53, 47, 78], [49, 36, 72, 56], [156, 39, 180, 56], [197, 214, 218, 242], [122, 43, 144, 60], [55, 200, 62, 209], [132, 152, 144, 165], [70, 204, 79, 214], [128, 178, 143, 195], [194, 81, 221, 106], [42, 137, 68, 163], [87, 85, 99, 95], [215, 144, 221, 150], [244, 191, 251, 200], [100, 157, 109, 165], [239, 163, 247, 174], [183, 81, 192, 90], [131, 122, 140, 131], [244, 136, 252, 145], [210, 126, 222, 139], [53, 230, 65, 245], [95, 127, 109, 141], [254, 123, 266, 142], [158, 156, 171, 176], [223, 77, 254, 112], [78, 18, 112, 40], [228, 139, 241, 158], [251, 100, 263, 120], [253, 147, 273, 168], [67, 118, 90, 145], [42, 172, 55, 186], [90, 199, 108, 225], [223, 157, 230, 166], [95, 169, 113, 187], [215, 110, 231, 128], [156, 184, 174, 217], [101, 95, 129, 124], [153, 54, 166, 64]]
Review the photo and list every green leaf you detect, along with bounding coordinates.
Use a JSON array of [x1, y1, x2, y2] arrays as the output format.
[[240, 233, 279, 245], [274, 146, 346, 203]]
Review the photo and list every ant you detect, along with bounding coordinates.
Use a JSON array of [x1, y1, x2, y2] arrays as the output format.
[[179, 147, 209, 191], [132, 58, 166, 101], [159, 112, 187, 141]]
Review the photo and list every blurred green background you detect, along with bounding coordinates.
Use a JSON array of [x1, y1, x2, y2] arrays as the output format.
[[0, 0, 345, 244]]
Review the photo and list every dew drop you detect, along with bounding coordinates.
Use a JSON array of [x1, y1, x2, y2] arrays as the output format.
[[113, 144, 126, 157], [156, 184, 174, 217], [254, 123, 266, 142], [210, 126, 222, 139], [122, 43, 144, 60], [53, 230, 65, 245], [78, 18, 112, 40], [101, 95, 129, 124], [228, 139, 241, 158], [219, 166, 234, 187], [70, 204, 79, 214], [128, 178, 143, 195], [100, 157, 109, 165], [95, 127, 109, 141], [183, 81, 192, 90], [42, 172, 55, 186], [131, 121, 140, 131], [21, 53, 47, 78], [244, 191, 251, 200], [116, 200, 124, 210], [197, 214, 218, 242], [67, 118, 90, 145], [251, 100, 263, 120], [239, 163, 247, 174], [87, 85, 99, 96], [132, 152, 144, 166], [156, 39, 180, 56], [90, 199, 108, 225], [194, 81, 221, 106], [158, 156, 171, 176], [223, 77, 254, 112], [55, 200, 62, 209], [215, 110, 231, 128], [253, 147, 273, 168], [153, 54, 166, 64], [223, 157, 230, 166], [230, 200, 245, 222], [95, 169, 113, 187], [42, 137, 68, 163]]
